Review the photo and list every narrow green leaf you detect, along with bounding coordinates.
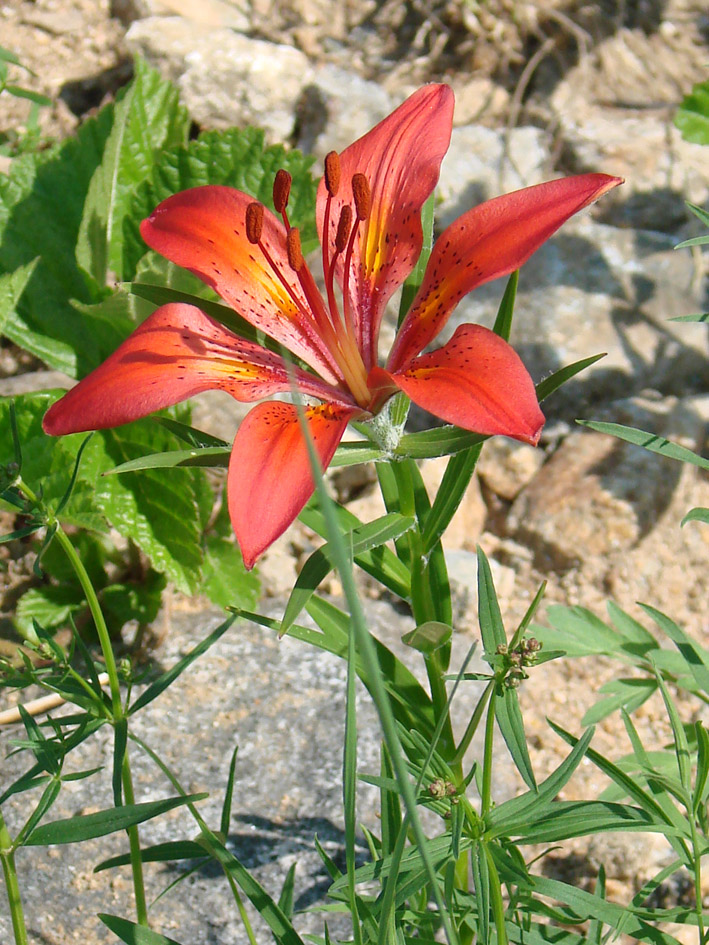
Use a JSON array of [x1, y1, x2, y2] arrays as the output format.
[[278, 863, 297, 919], [398, 192, 435, 325], [95, 840, 208, 872], [421, 443, 483, 553], [280, 513, 414, 634], [670, 312, 709, 322], [581, 678, 656, 725], [25, 793, 207, 845], [693, 722, 709, 815], [536, 354, 606, 402], [579, 420, 709, 470], [477, 547, 506, 654], [153, 416, 228, 448], [104, 446, 231, 474], [129, 614, 236, 714], [681, 506, 709, 526], [492, 270, 518, 341], [471, 842, 490, 944], [654, 673, 692, 791], [220, 744, 239, 838], [401, 621, 451, 656], [100, 914, 186, 945], [396, 426, 487, 459], [76, 57, 189, 283], [641, 604, 709, 694], [496, 683, 536, 789]]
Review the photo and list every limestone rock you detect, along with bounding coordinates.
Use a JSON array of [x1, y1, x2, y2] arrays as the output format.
[[126, 18, 315, 139]]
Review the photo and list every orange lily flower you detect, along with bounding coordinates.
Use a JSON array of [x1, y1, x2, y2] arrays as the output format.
[[43, 84, 621, 568]]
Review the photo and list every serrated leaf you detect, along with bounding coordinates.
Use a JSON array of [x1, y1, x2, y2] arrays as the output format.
[[14, 584, 84, 637], [0, 257, 38, 334], [100, 570, 166, 633], [93, 419, 215, 593], [0, 106, 126, 376], [200, 531, 259, 610], [675, 79, 709, 145], [25, 793, 207, 845], [123, 126, 317, 281], [76, 57, 189, 284]]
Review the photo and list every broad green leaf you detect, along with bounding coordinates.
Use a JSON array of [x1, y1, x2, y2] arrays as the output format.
[[15, 584, 84, 637], [123, 126, 317, 281], [25, 793, 207, 845], [199, 500, 259, 610], [675, 78, 709, 145], [0, 105, 126, 376], [100, 914, 186, 945], [93, 417, 215, 593], [579, 420, 709, 470], [0, 257, 37, 334], [76, 57, 189, 283], [0, 391, 108, 532], [280, 512, 414, 634]]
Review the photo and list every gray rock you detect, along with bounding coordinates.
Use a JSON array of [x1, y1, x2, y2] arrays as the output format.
[[112, 0, 250, 29], [126, 19, 315, 140], [0, 597, 501, 944], [444, 217, 708, 411], [294, 64, 395, 160], [437, 124, 549, 229]]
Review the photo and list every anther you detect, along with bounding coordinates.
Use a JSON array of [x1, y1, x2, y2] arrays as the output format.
[[273, 169, 292, 214], [286, 227, 304, 272], [324, 151, 341, 196], [352, 174, 371, 221], [245, 202, 264, 244], [335, 206, 353, 254]]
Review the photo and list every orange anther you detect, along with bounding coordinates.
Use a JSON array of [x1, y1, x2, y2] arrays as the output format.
[[245, 202, 264, 244], [324, 151, 341, 196], [273, 169, 292, 214], [286, 227, 304, 272], [352, 173, 371, 221], [335, 206, 353, 253]]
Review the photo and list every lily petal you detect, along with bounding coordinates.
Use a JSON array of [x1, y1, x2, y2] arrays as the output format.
[[43, 303, 345, 436], [317, 84, 454, 369], [388, 173, 623, 372], [140, 186, 342, 383], [376, 324, 544, 445], [228, 401, 358, 569]]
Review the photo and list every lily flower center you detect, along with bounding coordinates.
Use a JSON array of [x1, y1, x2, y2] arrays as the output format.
[[245, 155, 373, 410]]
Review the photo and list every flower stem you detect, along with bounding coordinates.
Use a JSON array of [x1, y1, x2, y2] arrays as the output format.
[[121, 753, 149, 926], [0, 813, 28, 945]]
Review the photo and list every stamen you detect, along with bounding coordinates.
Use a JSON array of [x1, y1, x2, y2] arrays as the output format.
[[245, 202, 264, 244], [286, 227, 304, 272], [324, 151, 341, 196], [335, 206, 353, 254], [352, 173, 371, 221], [273, 170, 292, 214]]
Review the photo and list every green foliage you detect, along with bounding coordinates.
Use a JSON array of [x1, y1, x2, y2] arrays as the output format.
[[675, 78, 709, 145]]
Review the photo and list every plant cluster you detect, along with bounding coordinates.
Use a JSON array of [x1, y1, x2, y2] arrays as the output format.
[[0, 59, 706, 945]]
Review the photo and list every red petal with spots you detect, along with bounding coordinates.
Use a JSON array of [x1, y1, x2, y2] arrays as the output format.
[[316, 84, 454, 370], [228, 401, 358, 569], [140, 186, 342, 383], [381, 324, 544, 445], [388, 173, 623, 372], [43, 303, 344, 436]]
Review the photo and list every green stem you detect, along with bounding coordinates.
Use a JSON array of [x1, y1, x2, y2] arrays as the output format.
[[121, 753, 149, 926], [481, 688, 497, 817], [484, 843, 508, 945], [452, 680, 494, 769], [52, 527, 122, 719], [0, 813, 28, 945]]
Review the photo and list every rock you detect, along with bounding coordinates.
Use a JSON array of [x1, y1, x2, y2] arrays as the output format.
[[476, 439, 545, 503], [294, 64, 394, 159], [448, 76, 511, 126], [419, 456, 487, 550], [444, 217, 708, 411], [446, 548, 516, 631], [436, 124, 548, 229], [507, 393, 708, 573], [126, 19, 315, 140], [112, 0, 249, 29]]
